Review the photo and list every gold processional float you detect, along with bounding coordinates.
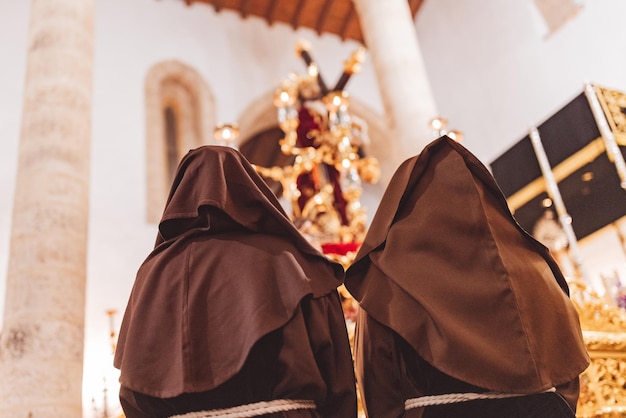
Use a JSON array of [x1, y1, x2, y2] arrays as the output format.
[[215, 47, 626, 417], [563, 85, 626, 417], [493, 84, 626, 417], [253, 40, 379, 264]]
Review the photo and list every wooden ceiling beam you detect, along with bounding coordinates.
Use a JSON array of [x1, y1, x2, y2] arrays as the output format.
[[240, 0, 250, 18], [180, 0, 423, 43], [338, 3, 355, 41], [291, 0, 305, 29], [265, 0, 278, 25], [212, 0, 225, 12], [315, 0, 333, 35], [408, 0, 422, 16]]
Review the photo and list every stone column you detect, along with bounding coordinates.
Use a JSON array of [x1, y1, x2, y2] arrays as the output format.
[[352, 0, 438, 166], [0, 0, 94, 416]]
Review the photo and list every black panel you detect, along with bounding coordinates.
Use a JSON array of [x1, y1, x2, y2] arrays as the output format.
[[491, 93, 601, 198], [490, 137, 542, 198], [489, 91, 626, 240], [510, 152, 626, 239]]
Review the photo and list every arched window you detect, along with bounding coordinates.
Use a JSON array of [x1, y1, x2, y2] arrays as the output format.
[[164, 105, 180, 184], [145, 60, 216, 223]]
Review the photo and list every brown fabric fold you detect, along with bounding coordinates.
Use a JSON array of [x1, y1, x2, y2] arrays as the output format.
[[114, 146, 349, 401], [345, 136, 589, 395], [154, 144, 330, 260]]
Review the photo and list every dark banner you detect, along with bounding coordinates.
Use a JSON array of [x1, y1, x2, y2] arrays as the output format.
[[490, 91, 626, 240]]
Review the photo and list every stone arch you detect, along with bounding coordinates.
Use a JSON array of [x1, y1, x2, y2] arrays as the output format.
[[144, 60, 216, 223]]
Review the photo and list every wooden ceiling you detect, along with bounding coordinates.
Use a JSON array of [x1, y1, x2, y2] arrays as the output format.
[[182, 0, 425, 44]]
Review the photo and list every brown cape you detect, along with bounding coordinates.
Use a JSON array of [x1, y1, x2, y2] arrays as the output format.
[[114, 146, 351, 403], [345, 136, 589, 395]]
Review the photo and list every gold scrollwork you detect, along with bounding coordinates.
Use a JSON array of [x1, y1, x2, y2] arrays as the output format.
[[578, 357, 626, 417], [570, 281, 626, 417], [595, 85, 626, 136]]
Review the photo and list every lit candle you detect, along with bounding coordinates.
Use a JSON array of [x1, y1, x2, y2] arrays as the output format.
[[214, 123, 240, 147]]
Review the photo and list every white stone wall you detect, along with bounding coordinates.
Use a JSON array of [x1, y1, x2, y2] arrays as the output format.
[[416, 0, 626, 164]]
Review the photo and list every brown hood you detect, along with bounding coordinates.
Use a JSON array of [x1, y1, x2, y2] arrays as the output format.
[[345, 136, 589, 394], [155, 145, 324, 253], [114, 146, 344, 397]]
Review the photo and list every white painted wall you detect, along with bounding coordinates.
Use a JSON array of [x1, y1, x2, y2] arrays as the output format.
[[0, 1, 30, 331], [415, 0, 626, 164]]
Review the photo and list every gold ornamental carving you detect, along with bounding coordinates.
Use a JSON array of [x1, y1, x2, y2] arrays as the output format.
[[570, 281, 626, 417], [253, 41, 380, 258], [595, 85, 626, 137]]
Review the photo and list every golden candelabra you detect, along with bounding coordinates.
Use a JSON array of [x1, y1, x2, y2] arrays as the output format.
[[91, 309, 124, 418], [253, 40, 380, 266], [429, 116, 463, 142], [214, 123, 240, 148]]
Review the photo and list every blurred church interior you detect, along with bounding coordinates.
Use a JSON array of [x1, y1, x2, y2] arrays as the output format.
[[1, 0, 625, 416]]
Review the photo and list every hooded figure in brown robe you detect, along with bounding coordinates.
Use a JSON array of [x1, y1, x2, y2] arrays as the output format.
[[114, 146, 357, 418], [345, 136, 589, 418]]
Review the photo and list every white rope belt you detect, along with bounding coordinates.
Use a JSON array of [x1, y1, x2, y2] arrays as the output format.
[[169, 399, 316, 418], [405, 387, 556, 410]]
